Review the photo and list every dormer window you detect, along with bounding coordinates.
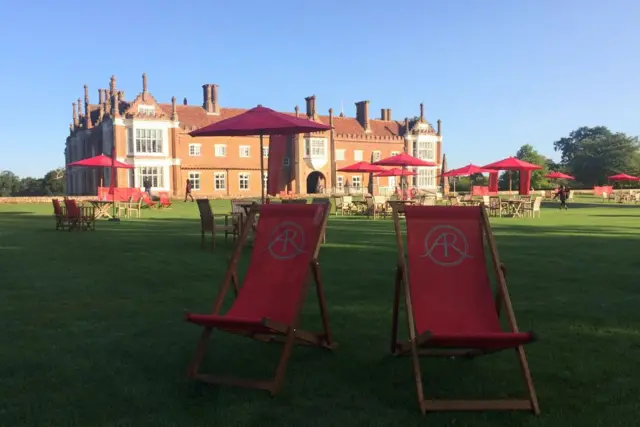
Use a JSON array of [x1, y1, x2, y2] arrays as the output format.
[[137, 104, 156, 115]]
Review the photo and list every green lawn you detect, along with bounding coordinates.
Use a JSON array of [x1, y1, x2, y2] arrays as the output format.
[[1, 199, 639, 426]]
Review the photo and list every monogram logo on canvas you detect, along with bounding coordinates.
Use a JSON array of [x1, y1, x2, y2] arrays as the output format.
[[421, 225, 473, 267], [267, 221, 306, 260]]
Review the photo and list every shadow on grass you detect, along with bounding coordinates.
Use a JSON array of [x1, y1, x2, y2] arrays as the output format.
[[0, 211, 33, 215]]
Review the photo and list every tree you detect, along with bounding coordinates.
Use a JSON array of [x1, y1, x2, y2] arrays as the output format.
[[42, 168, 66, 195], [498, 144, 549, 190], [0, 170, 20, 196], [553, 126, 640, 186]]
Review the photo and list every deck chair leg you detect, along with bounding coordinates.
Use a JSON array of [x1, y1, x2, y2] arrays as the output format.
[[270, 327, 297, 396], [310, 260, 334, 345], [516, 345, 540, 415], [390, 266, 402, 354], [188, 327, 213, 378]]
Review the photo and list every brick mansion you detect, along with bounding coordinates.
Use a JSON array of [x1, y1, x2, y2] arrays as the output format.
[[65, 73, 444, 198]]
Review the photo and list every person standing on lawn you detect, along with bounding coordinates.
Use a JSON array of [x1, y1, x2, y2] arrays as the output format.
[[184, 179, 194, 202], [553, 184, 568, 210]]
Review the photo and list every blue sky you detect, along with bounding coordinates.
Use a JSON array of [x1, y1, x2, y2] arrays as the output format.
[[0, 0, 638, 177]]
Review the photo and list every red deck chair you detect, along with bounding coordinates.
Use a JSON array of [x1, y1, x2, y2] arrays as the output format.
[[51, 199, 67, 231], [158, 191, 172, 208], [185, 203, 337, 395], [63, 199, 96, 231], [142, 193, 157, 208], [390, 204, 539, 415]]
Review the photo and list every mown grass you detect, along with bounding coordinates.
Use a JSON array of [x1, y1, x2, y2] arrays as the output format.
[[1, 198, 639, 426]]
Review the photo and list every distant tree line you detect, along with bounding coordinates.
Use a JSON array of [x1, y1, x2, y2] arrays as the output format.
[[0, 168, 66, 197], [452, 126, 640, 191]]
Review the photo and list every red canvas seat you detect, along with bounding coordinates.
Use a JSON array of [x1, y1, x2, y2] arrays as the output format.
[[185, 203, 336, 396], [390, 205, 539, 415]]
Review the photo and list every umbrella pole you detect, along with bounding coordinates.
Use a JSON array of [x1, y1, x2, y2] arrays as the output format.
[[108, 148, 120, 222], [509, 170, 512, 196], [259, 132, 265, 203]]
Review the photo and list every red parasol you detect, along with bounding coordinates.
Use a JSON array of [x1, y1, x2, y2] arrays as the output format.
[[545, 171, 575, 180], [338, 161, 386, 194], [483, 156, 542, 195], [374, 168, 417, 177], [442, 164, 494, 177], [608, 173, 639, 181], [189, 105, 331, 203], [67, 149, 133, 221], [373, 152, 436, 168]]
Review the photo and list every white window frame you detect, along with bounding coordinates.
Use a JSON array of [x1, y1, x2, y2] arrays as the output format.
[[354, 150, 364, 161], [391, 151, 400, 157], [417, 167, 436, 188], [214, 171, 226, 191], [263, 147, 269, 157], [335, 149, 345, 161], [283, 158, 290, 166], [136, 166, 164, 189], [238, 173, 250, 191], [372, 151, 381, 162], [130, 128, 164, 155], [416, 140, 435, 161], [137, 104, 156, 115], [189, 144, 201, 156], [304, 137, 327, 157], [352, 176, 361, 189], [215, 144, 227, 157], [188, 171, 201, 191], [263, 172, 268, 191], [336, 176, 344, 190], [239, 146, 250, 158]]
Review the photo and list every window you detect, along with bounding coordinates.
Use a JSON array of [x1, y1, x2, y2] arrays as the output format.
[[239, 173, 250, 190], [304, 138, 327, 157], [417, 168, 436, 188], [335, 149, 345, 161], [239, 146, 250, 158], [391, 151, 400, 156], [215, 144, 227, 157], [137, 105, 156, 115], [188, 172, 201, 191], [283, 157, 290, 166], [214, 172, 226, 190], [189, 144, 201, 156], [416, 141, 434, 161], [354, 150, 363, 161], [352, 176, 361, 189], [263, 146, 269, 157], [135, 129, 163, 153], [336, 176, 344, 190], [138, 166, 164, 188], [372, 151, 381, 162], [263, 172, 268, 190], [127, 128, 133, 153]]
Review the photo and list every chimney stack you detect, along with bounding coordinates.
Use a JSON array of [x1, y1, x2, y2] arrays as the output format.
[[111, 91, 119, 117], [211, 84, 219, 114], [202, 84, 213, 113], [294, 105, 299, 117], [142, 73, 148, 93], [355, 100, 371, 132], [171, 96, 178, 121], [437, 119, 442, 136], [83, 85, 92, 129], [109, 75, 116, 96], [305, 95, 317, 119], [183, 97, 188, 105], [419, 103, 425, 123], [72, 102, 78, 128], [386, 109, 392, 121], [380, 108, 386, 120], [77, 98, 82, 120], [98, 88, 104, 105]]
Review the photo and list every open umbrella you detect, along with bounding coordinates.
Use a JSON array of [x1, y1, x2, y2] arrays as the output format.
[[67, 148, 134, 222], [483, 156, 542, 195], [189, 105, 332, 203], [608, 173, 639, 181], [338, 161, 386, 194], [545, 171, 575, 180], [374, 168, 417, 177], [442, 163, 494, 193], [373, 153, 436, 199]]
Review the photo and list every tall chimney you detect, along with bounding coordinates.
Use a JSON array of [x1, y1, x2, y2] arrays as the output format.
[[380, 108, 386, 120], [111, 91, 119, 117], [202, 84, 212, 113], [305, 95, 316, 119], [294, 105, 299, 117], [171, 96, 178, 121], [386, 109, 392, 121], [98, 88, 104, 105], [77, 98, 82, 120], [109, 75, 116, 96], [72, 102, 78, 128], [355, 100, 371, 132], [420, 103, 425, 123], [437, 119, 442, 136], [211, 84, 219, 114], [183, 97, 188, 105], [84, 85, 92, 129]]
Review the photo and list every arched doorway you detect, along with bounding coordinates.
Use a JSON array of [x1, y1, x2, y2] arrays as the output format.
[[306, 171, 326, 194]]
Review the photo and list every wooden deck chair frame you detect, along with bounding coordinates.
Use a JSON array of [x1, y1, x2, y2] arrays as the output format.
[[389, 203, 540, 415], [187, 203, 337, 396]]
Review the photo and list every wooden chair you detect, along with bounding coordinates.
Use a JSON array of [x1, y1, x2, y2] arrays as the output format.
[[196, 199, 235, 251], [63, 199, 96, 231], [524, 196, 542, 218], [52, 199, 68, 231], [185, 203, 336, 395], [127, 196, 144, 218], [488, 196, 506, 217], [116, 196, 133, 218], [390, 204, 539, 415]]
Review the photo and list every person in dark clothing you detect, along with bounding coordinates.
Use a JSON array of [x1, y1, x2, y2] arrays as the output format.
[[553, 184, 568, 210], [143, 179, 152, 196], [184, 179, 194, 202]]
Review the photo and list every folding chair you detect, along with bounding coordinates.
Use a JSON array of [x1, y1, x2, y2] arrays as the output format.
[[390, 204, 540, 415], [185, 203, 337, 395], [52, 199, 67, 231]]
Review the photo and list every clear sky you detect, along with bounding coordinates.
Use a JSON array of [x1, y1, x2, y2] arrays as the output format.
[[0, 0, 638, 177]]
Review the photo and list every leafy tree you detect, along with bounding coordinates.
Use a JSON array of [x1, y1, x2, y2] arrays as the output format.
[[553, 126, 640, 186], [42, 168, 66, 195], [15, 177, 44, 196], [0, 170, 20, 196]]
